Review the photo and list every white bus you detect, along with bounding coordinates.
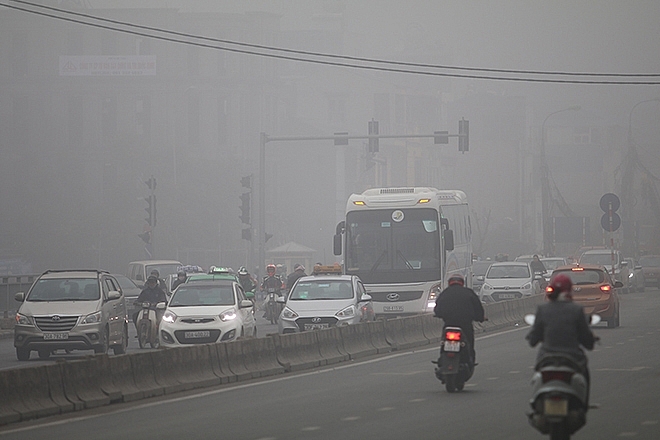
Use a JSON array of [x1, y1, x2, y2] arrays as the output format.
[[333, 187, 472, 317]]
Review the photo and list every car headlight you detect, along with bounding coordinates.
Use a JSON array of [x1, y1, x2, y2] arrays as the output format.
[[482, 283, 493, 291], [522, 282, 532, 290], [281, 307, 298, 319], [15, 313, 34, 326], [628, 272, 634, 278], [162, 310, 177, 323], [336, 305, 355, 318], [219, 308, 237, 322], [81, 311, 102, 324]]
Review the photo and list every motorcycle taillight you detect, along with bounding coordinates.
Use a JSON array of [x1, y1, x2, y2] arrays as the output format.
[[445, 330, 461, 341], [541, 370, 573, 383]]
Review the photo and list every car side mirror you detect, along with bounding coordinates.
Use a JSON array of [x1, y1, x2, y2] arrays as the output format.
[[156, 302, 167, 310], [239, 299, 253, 309], [621, 261, 628, 267], [107, 290, 121, 301], [245, 291, 255, 299], [534, 274, 543, 281], [276, 296, 286, 304], [359, 294, 372, 302], [476, 275, 484, 281], [14, 292, 25, 302]]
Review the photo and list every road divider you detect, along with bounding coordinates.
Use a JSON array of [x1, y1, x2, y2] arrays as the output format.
[[0, 294, 542, 426]]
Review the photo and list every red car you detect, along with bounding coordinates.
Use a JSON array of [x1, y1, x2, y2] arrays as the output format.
[[551, 264, 622, 328]]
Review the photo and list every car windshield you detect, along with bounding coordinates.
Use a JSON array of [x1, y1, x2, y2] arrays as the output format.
[[486, 265, 530, 279], [541, 259, 565, 271], [146, 264, 181, 279], [169, 285, 235, 306], [515, 256, 533, 263], [639, 256, 660, 267], [580, 253, 616, 266], [289, 281, 354, 300], [556, 269, 605, 285], [114, 275, 138, 292], [27, 278, 99, 301], [472, 262, 492, 276]]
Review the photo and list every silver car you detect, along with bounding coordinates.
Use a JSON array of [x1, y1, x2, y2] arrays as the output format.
[[278, 273, 374, 334], [13, 270, 129, 360], [479, 262, 541, 302]]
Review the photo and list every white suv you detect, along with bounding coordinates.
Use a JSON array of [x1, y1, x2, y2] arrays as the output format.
[[578, 250, 630, 294]]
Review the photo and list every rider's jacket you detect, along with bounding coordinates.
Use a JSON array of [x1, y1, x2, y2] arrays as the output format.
[[433, 284, 485, 328], [238, 275, 256, 293], [526, 300, 596, 368], [136, 286, 167, 306], [261, 275, 283, 294]]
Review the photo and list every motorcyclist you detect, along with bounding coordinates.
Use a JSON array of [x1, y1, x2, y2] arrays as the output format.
[[526, 273, 597, 406], [433, 273, 485, 365], [530, 254, 547, 275], [261, 264, 283, 319], [171, 271, 187, 291], [285, 263, 306, 293], [237, 266, 257, 293], [133, 275, 167, 330], [149, 269, 169, 295]]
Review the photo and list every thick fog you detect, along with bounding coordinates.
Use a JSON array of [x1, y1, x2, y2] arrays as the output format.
[[1, 0, 659, 275]]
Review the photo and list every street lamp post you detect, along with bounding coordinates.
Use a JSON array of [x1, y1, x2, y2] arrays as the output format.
[[540, 106, 580, 256]]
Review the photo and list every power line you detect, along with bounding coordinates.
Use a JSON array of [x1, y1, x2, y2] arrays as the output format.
[[3, 0, 660, 85]]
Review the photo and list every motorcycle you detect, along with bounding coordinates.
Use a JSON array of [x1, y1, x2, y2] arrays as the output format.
[[136, 301, 161, 349], [432, 326, 475, 392], [525, 314, 600, 440], [265, 288, 281, 324]]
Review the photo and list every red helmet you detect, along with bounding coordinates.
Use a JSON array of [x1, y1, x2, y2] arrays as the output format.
[[547, 273, 572, 300], [448, 273, 465, 287], [266, 264, 276, 274]]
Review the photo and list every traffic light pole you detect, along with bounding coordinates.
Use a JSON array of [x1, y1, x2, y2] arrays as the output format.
[[257, 124, 467, 279]]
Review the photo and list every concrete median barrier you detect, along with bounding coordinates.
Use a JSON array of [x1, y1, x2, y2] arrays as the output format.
[[384, 316, 429, 351], [339, 323, 378, 359], [44, 363, 75, 414], [239, 337, 286, 377], [208, 342, 237, 384], [364, 320, 392, 354], [0, 365, 60, 424], [129, 350, 165, 399], [272, 332, 323, 371], [152, 345, 222, 393], [106, 354, 145, 402], [150, 348, 187, 394], [223, 339, 254, 381], [316, 327, 349, 364], [421, 313, 444, 343], [60, 356, 110, 409]]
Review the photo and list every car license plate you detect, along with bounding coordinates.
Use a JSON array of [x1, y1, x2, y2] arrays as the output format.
[[444, 341, 461, 352], [499, 293, 515, 299], [304, 323, 329, 330], [184, 331, 210, 339], [544, 398, 568, 416], [383, 306, 404, 312], [43, 333, 69, 340]]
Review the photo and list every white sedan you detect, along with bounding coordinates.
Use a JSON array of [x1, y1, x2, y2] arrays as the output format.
[[159, 281, 256, 346], [479, 262, 541, 302]]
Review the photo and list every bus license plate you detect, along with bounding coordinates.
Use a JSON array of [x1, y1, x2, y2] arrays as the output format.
[[43, 333, 69, 340], [544, 398, 568, 416], [444, 341, 460, 352], [185, 331, 210, 339], [383, 306, 404, 312]]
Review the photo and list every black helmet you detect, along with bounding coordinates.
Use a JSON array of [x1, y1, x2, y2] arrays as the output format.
[[146, 275, 158, 283], [238, 266, 248, 276], [177, 271, 186, 277]]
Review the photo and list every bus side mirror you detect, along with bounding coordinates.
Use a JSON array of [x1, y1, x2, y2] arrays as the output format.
[[444, 229, 454, 251], [333, 234, 342, 256]]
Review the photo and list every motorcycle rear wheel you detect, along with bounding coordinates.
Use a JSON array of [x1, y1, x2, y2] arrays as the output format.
[[445, 375, 457, 393], [549, 422, 570, 440]]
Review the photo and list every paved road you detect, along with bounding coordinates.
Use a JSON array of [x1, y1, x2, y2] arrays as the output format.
[[1, 289, 659, 439]]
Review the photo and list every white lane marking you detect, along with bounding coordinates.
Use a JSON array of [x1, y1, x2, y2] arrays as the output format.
[[508, 371, 520, 374], [255, 438, 277, 440], [377, 407, 395, 412], [641, 420, 658, 425], [301, 426, 321, 432], [618, 432, 638, 437], [372, 371, 425, 376], [409, 398, 426, 402], [594, 367, 650, 372], [465, 383, 477, 387], [341, 416, 361, 421], [487, 377, 499, 380]]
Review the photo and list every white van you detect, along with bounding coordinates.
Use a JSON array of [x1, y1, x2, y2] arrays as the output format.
[[127, 260, 182, 288]]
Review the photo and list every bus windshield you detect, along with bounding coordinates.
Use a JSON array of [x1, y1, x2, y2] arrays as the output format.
[[344, 208, 441, 284]]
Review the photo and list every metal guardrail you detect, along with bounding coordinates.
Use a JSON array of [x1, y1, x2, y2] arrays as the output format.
[[1, 274, 38, 317]]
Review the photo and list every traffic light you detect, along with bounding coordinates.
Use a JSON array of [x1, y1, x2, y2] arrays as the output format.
[[241, 175, 252, 189], [144, 195, 156, 227], [239, 192, 251, 224], [368, 120, 379, 153], [138, 230, 151, 244], [458, 119, 469, 152], [145, 176, 156, 190]]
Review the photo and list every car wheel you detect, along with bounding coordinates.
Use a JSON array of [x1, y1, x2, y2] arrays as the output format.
[[38, 349, 51, 359], [16, 347, 30, 361], [113, 323, 128, 355], [94, 327, 109, 354]]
